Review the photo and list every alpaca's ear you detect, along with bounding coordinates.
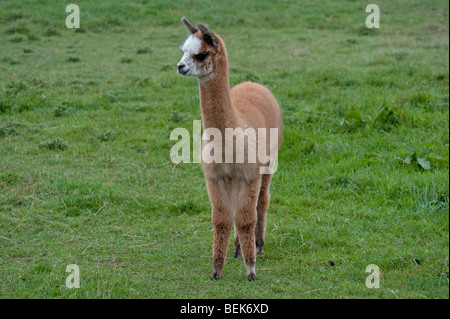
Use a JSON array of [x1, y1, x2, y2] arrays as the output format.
[[181, 16, 198, 34], [197, 23, 218, 48]]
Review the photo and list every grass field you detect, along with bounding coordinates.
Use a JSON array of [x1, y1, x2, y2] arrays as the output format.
[[0, 0, 448, 299]]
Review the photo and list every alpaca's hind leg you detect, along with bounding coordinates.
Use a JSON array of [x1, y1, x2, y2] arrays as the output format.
[[235, 176, 261, 281], [233, 226, 241, 258], [255, 174, 272, 254], [206, 178, 233, 280]]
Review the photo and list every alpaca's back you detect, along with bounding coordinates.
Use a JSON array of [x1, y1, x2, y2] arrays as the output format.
[[231, 81, 282, 145]]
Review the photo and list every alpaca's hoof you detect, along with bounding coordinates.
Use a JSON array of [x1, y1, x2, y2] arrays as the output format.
[[247, 274, 257, 281], [233, 252, 241, 258], [211, 273, 221, 281]]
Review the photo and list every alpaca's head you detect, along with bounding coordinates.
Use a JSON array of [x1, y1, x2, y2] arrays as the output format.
[[177, 17, 222, 78]]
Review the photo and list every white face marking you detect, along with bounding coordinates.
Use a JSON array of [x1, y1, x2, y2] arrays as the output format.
[[182, 35, 201, 55], [177, 35, 213, 77]]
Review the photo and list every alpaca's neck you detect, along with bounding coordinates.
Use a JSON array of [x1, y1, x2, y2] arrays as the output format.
[[198, 53, 238, 132]]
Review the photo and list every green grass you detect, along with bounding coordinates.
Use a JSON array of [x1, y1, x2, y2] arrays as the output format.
[[0, 0, 448, 298]]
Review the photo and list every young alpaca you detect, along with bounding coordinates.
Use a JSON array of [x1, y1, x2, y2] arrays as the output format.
[[177, 17, 282, 281]]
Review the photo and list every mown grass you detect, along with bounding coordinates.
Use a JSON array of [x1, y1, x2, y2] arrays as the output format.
[[0, 0, 448, 298]]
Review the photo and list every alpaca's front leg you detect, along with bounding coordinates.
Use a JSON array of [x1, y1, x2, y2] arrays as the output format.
[[235, 176, 262, 281], [206, 177, 233, 280]]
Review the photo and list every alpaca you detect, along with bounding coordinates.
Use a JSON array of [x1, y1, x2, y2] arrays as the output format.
[[177, 17, 282, 281]]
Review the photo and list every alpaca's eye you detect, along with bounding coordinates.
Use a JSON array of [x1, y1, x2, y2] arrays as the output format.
[[194, 53, 208, 61]]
